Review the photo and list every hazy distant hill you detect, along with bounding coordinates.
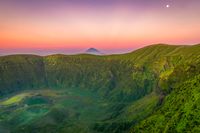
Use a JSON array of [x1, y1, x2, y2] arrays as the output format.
[[0, 44, 200, 133], [85, 48, 102, 55]]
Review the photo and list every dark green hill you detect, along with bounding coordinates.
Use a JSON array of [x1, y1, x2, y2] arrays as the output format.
[[0, 44, 200, 133]]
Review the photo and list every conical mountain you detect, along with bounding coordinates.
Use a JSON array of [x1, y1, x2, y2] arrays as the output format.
[[85, 48, 102, 55]]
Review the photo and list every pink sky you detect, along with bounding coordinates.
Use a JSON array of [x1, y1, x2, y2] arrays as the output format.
[[0, 0, 200, 54]]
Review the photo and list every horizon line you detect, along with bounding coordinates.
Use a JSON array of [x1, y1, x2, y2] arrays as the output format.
[[0, 43, 199, 57]]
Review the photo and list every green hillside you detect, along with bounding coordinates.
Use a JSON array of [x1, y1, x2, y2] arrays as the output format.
[[0, 44, 200, 133]]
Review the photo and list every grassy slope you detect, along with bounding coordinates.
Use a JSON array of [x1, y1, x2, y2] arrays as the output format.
[[0, 55, 46, 95], [0, 44, 200, 132], [129, 44, 200, 132], [131, 75, 200, 133]]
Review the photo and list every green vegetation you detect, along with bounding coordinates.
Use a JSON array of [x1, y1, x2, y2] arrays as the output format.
[[0, 93, 30, 105], [131, 75, 200, 133], [0, 44, 200, 132]]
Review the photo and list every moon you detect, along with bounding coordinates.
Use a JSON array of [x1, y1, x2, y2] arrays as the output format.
[[166, 4, 170, 8]]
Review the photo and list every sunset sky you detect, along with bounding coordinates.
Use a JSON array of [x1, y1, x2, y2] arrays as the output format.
[[0, 0, 200, 55]]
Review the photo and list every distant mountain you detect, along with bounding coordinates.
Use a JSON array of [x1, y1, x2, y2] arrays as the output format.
[[85, 48, 102, 55]]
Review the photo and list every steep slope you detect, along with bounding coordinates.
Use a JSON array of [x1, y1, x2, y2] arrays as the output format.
[[0, 44, 200, 132], [131, 75, 200, 133], [129, 45, 200, 132], [0, 55, 46, 95]]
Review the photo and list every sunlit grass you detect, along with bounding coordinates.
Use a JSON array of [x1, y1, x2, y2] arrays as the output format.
[[0, 93, 30, 105], [0, 90, 60, 106]]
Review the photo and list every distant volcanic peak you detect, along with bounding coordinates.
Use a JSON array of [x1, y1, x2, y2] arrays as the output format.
[[86, 48, 99, 52], [85, 48, 102, 55]]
